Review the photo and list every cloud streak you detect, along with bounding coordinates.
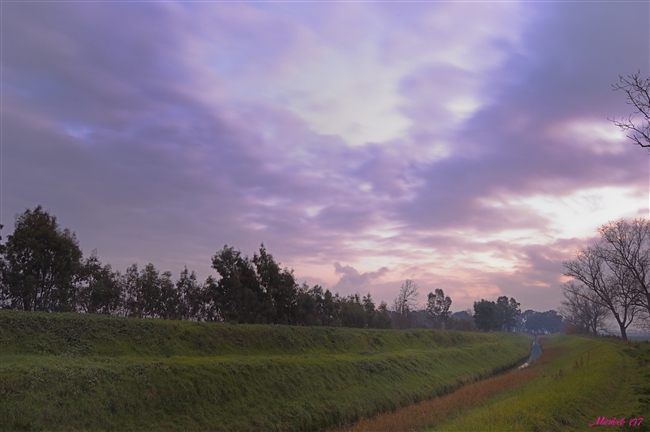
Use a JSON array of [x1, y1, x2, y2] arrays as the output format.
[[2, 1, 648, 313]]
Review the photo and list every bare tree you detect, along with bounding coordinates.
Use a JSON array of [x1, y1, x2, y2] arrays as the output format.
[[563, 244, 640, 341], [597, 219, 650, 321], [610, 71, 650, 149], [392, 279, 419, 329], [560, 281, 609, 335]]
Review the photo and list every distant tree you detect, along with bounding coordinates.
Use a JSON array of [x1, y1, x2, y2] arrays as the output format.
[[563, 242, 640, 341], [122, 263, 165, 319], [174, 267, 205, 321], [448, 310, 475, 331], [362, 292, 376, 327], [0, 206, 82, 312], [473, 300, 500, 332], [157, 270, 181, 320], [495, 296, 521, 332], [200, 275, 221, 322], [322, 289, 339, 326], [596, 219, 650, 326], [524, 310, 563, 334], [340, 293, 366, 328], [76, 251, 122, 315], [392, 279, 419, 329], [252, 244, 298, 325], [294, 283, 323, 326], [560, 281, 609, 335], [426, 288, 452, 329], [610, 71, 650, 149], [210, 245, 266, 323], [516, 309, 535, 333], [373, 300, 393, 329]]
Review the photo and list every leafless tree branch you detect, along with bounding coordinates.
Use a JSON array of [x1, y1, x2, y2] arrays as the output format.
[[609, 71, 650, 149]]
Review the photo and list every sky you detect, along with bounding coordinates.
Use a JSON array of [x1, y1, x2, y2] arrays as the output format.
[[2, 0, 649, 314]]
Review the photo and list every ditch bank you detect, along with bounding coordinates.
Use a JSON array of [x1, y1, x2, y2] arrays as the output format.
[[0, 311, 531, 431]]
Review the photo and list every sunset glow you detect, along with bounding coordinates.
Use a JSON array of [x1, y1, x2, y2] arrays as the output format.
[[2, 1, 648, 312]]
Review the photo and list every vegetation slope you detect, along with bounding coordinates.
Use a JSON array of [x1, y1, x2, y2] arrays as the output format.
[[432, 335, 650, 432], [0, 311, 530, 431]]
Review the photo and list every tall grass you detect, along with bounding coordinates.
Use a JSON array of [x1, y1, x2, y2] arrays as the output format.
[[1, 310, 517, 357], [335, 345, 568, 432], [433, 335, 650, 432], [0, 311, 531, 431]]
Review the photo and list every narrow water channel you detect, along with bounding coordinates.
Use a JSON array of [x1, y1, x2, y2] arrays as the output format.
[[518, 334, 542, 369]]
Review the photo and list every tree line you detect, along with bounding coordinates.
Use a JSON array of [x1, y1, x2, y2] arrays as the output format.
[[387, 279, 530, 333], [1, 205, 549, 334], [0, 206, 392, 328], [561, 218, 650, 340]]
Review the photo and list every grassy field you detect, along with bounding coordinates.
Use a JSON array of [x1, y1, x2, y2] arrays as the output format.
[[432, 335, 650, 432], [0, 311, 531, 431], [336, 335, 650, 432]]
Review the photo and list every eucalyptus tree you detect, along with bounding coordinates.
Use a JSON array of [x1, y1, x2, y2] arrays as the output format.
[[426, 288, 452, 329], [77, 251, 122, 315], [0, 206, 82, 312], [496, 296, 521, 332], [473, 299, 500, 331]]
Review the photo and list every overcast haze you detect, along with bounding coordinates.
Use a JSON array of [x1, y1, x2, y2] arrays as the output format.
[[2, 1, 649, 312]]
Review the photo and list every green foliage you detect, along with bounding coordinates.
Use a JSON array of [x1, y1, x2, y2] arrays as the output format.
[[496, 296, 521, 332], [474, 297, 521, 332], [0, 311, 531, 431], [0, 207, 391, 328], [426, 288, 452, 329], [473, 300, 500, 331], [76, 252, 122, 315], [0, 206, 82, 312]]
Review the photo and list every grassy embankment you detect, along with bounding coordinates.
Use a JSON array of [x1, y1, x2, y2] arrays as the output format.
[[433, 334, 650, 431], [339, 334, 650, 431], [0, 310, 530, 431]]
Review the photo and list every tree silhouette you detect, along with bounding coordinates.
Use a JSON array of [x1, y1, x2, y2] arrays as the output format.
[[611, 71, 650, 149]]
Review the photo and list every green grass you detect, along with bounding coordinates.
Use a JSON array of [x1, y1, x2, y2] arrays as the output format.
[[432, 335, 650, 432], [0, 311, 531, 431]]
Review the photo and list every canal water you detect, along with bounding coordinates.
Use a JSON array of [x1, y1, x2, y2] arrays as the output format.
[[518, 335, 542, 369]]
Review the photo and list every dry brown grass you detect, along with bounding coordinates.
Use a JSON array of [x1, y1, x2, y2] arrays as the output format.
[[333, 343, 569, 432]]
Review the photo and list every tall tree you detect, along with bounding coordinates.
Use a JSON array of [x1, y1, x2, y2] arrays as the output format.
[[0, 206, 82, 312], [294, 283, 321, 326], [495, 296, 521, 332], [174, 267, 204, 321], [373, 300, 393, 329], [322, 289, 339, 326], [340, 293, 366, 328], [563, 245, 640, 340], [392, 279, 419, 329], [426, 288, 452, 329], [210, 245, 266, 323], [473, 300, 500, 332], [77, 251, 122, 315], [252, 244, 298, 325], [596, 219, 650, 324]]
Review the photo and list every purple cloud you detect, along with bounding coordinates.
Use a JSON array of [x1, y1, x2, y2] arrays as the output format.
[[2, 1, 648, 315]]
